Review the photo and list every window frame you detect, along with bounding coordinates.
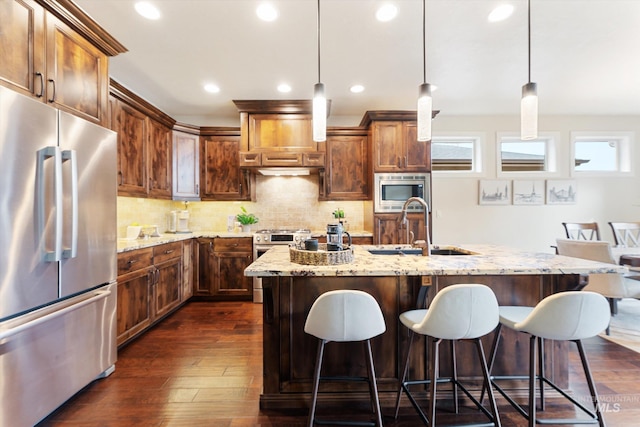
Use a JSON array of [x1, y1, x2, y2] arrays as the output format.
[[496, 132, 560, 178], [430, 133, 485, 177], [570, 131, 634, 177]]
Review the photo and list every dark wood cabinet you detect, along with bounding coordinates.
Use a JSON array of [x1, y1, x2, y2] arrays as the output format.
[[172, 129, 200, 200], [116, 241, 186, 347], [196, 237, 253, 300], [374, 213, 426, 245], [0, 0, 125, 125], [147, 118, 172, 199], [201, 134, 252, 201], [110, 81, 177, 198], [245, 113, 315, 152], [320, 131, 369, 201], [371, 121, 430, 172]]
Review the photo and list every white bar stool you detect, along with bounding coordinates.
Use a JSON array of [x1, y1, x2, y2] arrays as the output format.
[[394, 284, 501, 427], [486, 291, 610, 427], [304, 289, 387, 427]]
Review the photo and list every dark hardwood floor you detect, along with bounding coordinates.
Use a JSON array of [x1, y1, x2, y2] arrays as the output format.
[[39, 301, 640, 426]]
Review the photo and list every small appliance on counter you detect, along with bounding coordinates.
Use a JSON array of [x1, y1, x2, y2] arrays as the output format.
[[166, 210, 191, 233], [326, 223, 351, 251]]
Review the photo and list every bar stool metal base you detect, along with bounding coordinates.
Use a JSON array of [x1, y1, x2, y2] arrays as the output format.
[[395, 333, 501, 427]]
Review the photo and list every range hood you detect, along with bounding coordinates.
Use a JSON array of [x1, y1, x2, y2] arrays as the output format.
[[257, 167, 313, 176]]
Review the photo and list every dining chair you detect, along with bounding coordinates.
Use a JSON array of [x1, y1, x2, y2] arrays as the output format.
[[562, 222, 601, 240], [608, 221, 640, 247]]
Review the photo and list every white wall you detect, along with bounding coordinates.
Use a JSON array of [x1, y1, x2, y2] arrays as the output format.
[[431, 115, 640, 252]]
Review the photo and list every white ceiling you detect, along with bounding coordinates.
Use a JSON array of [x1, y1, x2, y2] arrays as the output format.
[[74, 0, 640, 127]]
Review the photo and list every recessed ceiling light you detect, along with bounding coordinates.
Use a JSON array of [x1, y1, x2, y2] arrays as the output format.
[[376, 4, 398, 22], [277, 83, 292, 93], [134, 1, 161, 20], [488, 4, 514, 22], [204, 83, 220, 94], [256, 3, 278, 22], [350, 85, 365, 93]]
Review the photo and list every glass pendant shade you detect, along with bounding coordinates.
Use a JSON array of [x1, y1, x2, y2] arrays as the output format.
[[417, 83, 432, 142], [521, 82, 538, 140], [313, 82, 326, 142]]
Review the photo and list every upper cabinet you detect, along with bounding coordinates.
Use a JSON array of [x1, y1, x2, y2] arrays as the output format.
[[361, 111, 437, 173], [110, 79, 176, 198], [319, 129, 370, 201], [0, 0, 126, 125], [247, 113, 314, 152], [172, 126, 200, 201], [200, 130, 253, 201]]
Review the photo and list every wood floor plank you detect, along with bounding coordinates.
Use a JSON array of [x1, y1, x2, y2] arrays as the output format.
[[38, 301, 640, 427]]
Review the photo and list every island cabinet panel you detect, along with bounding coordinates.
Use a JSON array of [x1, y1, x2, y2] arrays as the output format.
[[320, 134, 370, 201], [259, 271, 579, 409], [201, 135, 251, 201], [371, 121, 430, 172]]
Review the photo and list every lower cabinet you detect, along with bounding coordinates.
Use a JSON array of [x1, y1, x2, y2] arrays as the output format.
[[116, 241, 187, 347], [196, 237, 253, 300], [374, 213, 426, 245]]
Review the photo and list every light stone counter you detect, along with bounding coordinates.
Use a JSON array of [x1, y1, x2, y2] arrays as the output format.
[[244, 243, 629, 277], [117, 230, 253, 253]]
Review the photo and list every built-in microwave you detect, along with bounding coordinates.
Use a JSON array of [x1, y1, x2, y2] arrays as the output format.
[[374, 173, 431, 213]]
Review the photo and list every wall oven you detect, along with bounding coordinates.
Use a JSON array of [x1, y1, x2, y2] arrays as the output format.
[[252, 229, 312, 302], [374, 172, 431, 213]]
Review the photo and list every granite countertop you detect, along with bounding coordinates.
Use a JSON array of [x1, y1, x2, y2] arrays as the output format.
[[117, 230, 373, 253], [244, 244, 629, 277]]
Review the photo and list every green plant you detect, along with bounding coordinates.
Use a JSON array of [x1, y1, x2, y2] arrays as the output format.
[[236, 206, 259, 225]]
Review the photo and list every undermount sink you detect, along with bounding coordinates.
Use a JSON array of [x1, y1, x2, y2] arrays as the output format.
[[367, 247, 475, 256]]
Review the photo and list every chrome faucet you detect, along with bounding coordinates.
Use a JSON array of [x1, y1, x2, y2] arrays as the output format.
[[400, 196, 431, 256]]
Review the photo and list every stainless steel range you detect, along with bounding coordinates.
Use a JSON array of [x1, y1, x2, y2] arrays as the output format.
[[252, 228, 312, 303]]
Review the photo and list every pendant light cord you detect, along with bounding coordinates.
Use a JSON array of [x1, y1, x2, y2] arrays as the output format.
[[422, 0, 426, 84], [317, 0, 321, 84], [527, 0, 531, 84]]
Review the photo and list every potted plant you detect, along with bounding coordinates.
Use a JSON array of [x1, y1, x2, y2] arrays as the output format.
[[236, 206, 258, 232]]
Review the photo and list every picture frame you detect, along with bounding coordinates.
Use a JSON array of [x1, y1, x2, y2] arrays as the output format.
[[513, 180, 545, 205], [546, 179, 577, 205], [479, 180, 511, 205]]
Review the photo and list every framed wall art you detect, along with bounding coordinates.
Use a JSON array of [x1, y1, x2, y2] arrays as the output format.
[[513, 180, 545, 205], [546, 179, 577, 205], [479, 180, 511, 205]]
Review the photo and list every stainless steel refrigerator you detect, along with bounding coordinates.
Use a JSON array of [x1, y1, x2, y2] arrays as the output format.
[[0, 86, 117, 427]]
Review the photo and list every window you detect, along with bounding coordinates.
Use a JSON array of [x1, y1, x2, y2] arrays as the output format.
[[571, 132, 633, 175], [497, 133, 557, 175], [431, 135, 483, 174]]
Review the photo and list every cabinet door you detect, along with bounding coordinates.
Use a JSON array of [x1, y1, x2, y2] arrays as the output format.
[[195, 239, 215, 295], [113, 99, 147, 196], [372, 121, 402, 172], [0, 0, 45, 97], [45, 13, 108, 124], [153, 257, 182, 320], [182, 239, 194, 300], [248, 113, 314, 151], [323, 134, 369, 200], [214, 252, 253, 299], [374, 213, 425, 245], [173, 130, 200, 200], [116, 268, 152, 346], [147, 118, 172, 199], [403, 122, 431, 171], [201, 135, 250, 200]]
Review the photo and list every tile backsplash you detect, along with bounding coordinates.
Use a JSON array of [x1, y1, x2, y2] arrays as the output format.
[[117, 175, 365, 237]]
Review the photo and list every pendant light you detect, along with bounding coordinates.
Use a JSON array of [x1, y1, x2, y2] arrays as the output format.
[[417, 0, 432, 142], [521, 0, 538, 140], [312, 0, 326, 142]]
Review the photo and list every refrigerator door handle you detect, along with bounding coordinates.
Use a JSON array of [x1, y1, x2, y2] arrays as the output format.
[[0, 289, 112, 342], [62, 149, 78, 259], [36, 146, 62, 262]]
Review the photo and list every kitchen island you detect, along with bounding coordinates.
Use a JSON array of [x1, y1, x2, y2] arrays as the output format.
[[244, 244, 627, 410]]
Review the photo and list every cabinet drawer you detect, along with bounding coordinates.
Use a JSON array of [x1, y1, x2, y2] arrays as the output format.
[[261, 152, 303, 167], [239, 151, 261, 167], [153, 241, 183, 263], [118, 248, 153, 275], [214, 237, 252, 252], [304, 152, 325, 167]]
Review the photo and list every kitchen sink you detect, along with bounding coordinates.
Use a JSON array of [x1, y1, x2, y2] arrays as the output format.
[[367, 248, 475, 256]]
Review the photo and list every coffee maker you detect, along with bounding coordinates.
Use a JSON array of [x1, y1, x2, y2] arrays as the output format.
[[167, 210, 191, 233], [326, 223, 351, 251]]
